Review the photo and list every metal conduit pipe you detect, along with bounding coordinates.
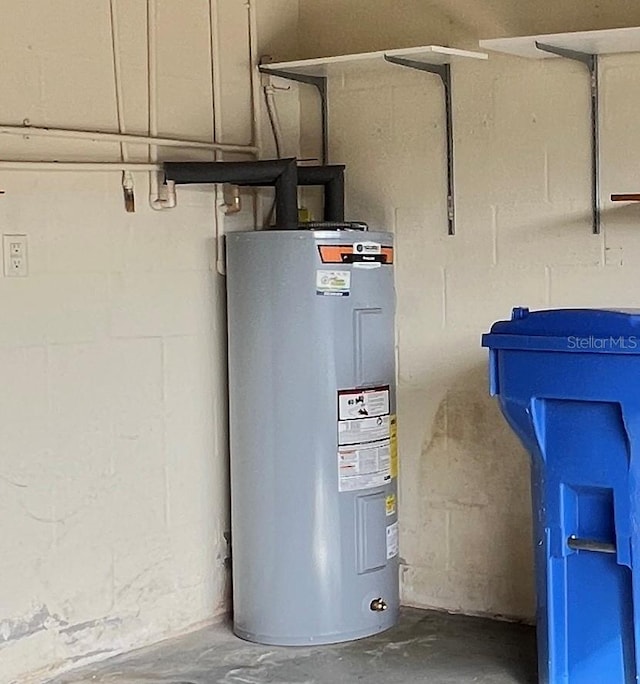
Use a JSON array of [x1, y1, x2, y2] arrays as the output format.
[[147, 0, 175, 210], [247, 0, 262, 152], [109, 0, 136, 211], [0, 161, 161, 172], [247, 0, 264, 231], [0, 126, 258, 156], [164, 159, 299, 230], [0, 2, 260, 181], [297, 165, 345, 222]]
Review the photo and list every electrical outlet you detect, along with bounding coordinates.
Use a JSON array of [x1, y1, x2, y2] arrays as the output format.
[[3, 234, 28, 277]]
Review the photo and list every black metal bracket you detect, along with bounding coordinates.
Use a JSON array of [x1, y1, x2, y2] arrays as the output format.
[[258, 64, 328, 166], [385, 55, 456, 236], [535, 41, 600, 235]]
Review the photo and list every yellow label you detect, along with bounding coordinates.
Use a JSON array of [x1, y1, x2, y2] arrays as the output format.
[[390, 414, 398, 479], [385, 494, 396, 517]]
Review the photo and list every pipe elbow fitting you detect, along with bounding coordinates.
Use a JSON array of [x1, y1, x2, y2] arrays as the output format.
[[149, 179, 177, 211]]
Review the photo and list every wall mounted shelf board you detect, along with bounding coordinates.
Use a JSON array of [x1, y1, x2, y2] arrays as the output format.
[[262, 46, 487, 78], [481, 27, 640, 234], [480, 27, 640, 60], [259, 46, 488, 236]]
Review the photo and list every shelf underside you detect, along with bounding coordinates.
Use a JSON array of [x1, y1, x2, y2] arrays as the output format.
[[481, 27, 640, 59]]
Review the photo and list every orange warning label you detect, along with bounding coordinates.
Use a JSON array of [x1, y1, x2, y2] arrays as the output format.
[[318, 245, 394, 265]]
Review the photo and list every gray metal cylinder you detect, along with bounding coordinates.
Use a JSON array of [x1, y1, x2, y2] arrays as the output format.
[[226, 229, 399, 646]]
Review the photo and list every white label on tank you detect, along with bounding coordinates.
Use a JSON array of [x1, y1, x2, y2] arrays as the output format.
[[386, 521, 399, 559], [352, 241, 381, 255], [339, 415, 390, 446], [338, 439, 391, 492], [338, 387, 390, 421], [352, 241, 382, 269], [316, 270, 351, 297]]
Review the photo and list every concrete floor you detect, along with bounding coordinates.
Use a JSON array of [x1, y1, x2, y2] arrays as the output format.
[[49, 608, 537, 684]]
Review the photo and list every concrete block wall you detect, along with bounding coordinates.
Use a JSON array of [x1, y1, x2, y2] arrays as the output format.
[[298, 1, 640, 620], [6, 1, 640, 680], [0, 1, 300, 682]]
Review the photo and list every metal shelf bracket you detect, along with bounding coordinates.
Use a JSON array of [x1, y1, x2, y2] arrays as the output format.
[[258, 64, 328, 166], [384, 55, 456, 235], [535, 41, 601, 235]]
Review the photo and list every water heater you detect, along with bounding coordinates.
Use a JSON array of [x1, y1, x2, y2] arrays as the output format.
[[226, 226, 398, 646]]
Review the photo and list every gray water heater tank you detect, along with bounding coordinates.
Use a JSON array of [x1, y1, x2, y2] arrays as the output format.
[[226, 227, 399, 646]]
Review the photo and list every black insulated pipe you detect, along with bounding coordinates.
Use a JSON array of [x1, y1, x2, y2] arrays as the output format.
[[297, 165, 345, 222], [164, 158, 298, 230], [164, 159, 347, 228]]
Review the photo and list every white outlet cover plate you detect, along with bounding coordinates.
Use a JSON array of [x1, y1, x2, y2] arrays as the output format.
[[3, 234, 28, 277]]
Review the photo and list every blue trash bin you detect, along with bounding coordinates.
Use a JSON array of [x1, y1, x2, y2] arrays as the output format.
[[482, 307, 640, 684]]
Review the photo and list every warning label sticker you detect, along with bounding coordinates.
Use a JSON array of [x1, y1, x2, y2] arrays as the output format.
[[337, 387, 391, 491], [386, 521, 399, 559], [338, 386, 390, 421], [385, 494, 396, 517], [390, 414, 398, 479], [339, 414, 390, 446], [316, 270, 351, 297], [338, 439, 391, 492]]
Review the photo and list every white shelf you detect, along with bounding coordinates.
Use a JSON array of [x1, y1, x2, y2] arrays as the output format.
[[262, 46, 488, 78], [480, 27, 640, 60]]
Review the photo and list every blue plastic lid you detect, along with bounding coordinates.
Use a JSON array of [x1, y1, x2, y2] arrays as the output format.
[[482, 307, 640, 354]]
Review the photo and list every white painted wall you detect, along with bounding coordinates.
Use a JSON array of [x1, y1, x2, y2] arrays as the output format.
[[297, 0, 640, 620], [0, 1, 299, 682]]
